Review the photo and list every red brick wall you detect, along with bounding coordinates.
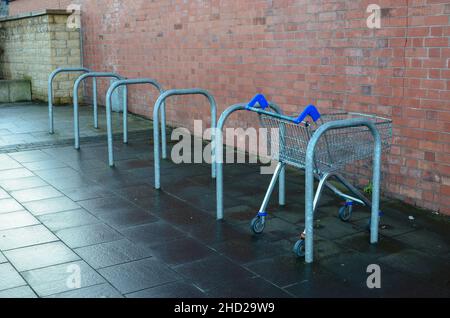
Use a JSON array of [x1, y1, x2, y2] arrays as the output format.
[[9, 0, 450, 215]]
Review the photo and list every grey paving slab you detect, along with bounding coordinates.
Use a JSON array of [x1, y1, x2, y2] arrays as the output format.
[[317, 251, 387, 288], [0, 188, 9, 199], [335, 232, 409, 259], [9, 150, 54, 163], [10, 186, 63, 203], [46, 283, 123, 298], [182, 220, 250, 245], [173, 255, 256, 291], [38, 208, 100, 231], [378, 249, 450, 290], [0, 168, 34, 180], [21, 160, 68, 171], [207, 277, 293, 298], [0, 224, 58, 251], [43, 175, 93, 191], [114, 183, 159, 203], [0, 156, 22, 170], [75, 239, 153, 269], [354, 214, 419, 238], [313, 216, 365, 240], [55, 223, 123, 248], [23, 196, 80, 216], [0, 263, 27, 291], [212, 236, 296, 265], [284, 270, 361, 298], [148, 237, 216, 267], [60, 185, 115, 202], [99, 258, 181, 294], [0, 285, 37, 298], [65, 159, 111, 173], [364, 267, 450, 298], [393, 228, 450, 257], [0, 252, 6, 263], [95, 208, 159, 231], [4, 241, 79, 272], [22, 260, 105, 297], [0, 176, 48, 191], [0, 210, 39, 231], [126, 281, 205, 298], [245, 254, 323, 288], [34, 167, 82, 182], [121, 221, 186, 247], [77, 196, 139, 215], [0, 198, 24, 214]]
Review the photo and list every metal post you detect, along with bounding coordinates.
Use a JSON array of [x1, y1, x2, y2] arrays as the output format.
[[106, 78, 165, 166], [153, 89, 217, 189], [154, 96, 161, 189], [48, 67, 90, 134], [370, 128, 382, 244], [215, 102, 285, 220], [304, 118, 382, 263], [279, 163, 286, 205], [123, 85, 128, 144], [161, 101, 167, 159], [93, 77, 98, 129]]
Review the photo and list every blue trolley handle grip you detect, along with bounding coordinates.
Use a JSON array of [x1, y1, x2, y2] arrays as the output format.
[[246, 94, 321, 125], [246, 94, 269, 110], [293, 105, 321, 124]]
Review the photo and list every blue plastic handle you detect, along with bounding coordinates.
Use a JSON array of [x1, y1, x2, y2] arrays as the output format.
[[293, 105, 321, 124], [246, 94, 269, 110]]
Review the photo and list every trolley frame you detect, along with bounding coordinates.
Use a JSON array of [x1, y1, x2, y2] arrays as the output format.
[[245, 96, 387, 263]]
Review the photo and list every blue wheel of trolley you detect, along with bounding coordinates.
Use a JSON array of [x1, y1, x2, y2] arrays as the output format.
[[293, 239, 305, 257], [250, 216, 265, 234], [338, 204, 353, 222]]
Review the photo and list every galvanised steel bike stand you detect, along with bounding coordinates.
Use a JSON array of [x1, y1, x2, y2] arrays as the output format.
[[72, 72, 127, 149], [153, 89, 217, 189], [48, 67, 92, 134], [105, 78, 166, 167], [215, 100, 286, 220], [303, 119, 383, 263]]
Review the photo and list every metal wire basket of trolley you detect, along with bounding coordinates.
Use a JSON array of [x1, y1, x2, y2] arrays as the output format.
[[245, 94, 392, 262]]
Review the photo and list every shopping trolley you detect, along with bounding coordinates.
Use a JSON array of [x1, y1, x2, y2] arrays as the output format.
[[245, 94, 392, 259]]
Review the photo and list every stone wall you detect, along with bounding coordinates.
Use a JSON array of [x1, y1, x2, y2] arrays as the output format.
[[0, 10, 81, 103], [9, 0, 73, 16]]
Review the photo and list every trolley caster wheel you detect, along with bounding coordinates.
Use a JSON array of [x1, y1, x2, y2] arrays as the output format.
[[293, 239, 305, 257], [250, 216, 265, 234], [338, 204, 353, 222]]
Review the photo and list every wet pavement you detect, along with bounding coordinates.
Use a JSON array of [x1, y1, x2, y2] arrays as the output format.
[[0, 102, 449, 298], [0, 102, 150, 152]]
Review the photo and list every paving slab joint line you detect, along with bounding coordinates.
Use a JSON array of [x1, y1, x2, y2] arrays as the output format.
[[0, 129, 154, 154]]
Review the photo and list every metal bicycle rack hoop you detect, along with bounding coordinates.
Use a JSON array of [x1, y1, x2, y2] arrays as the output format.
[[105, 78, 166, 167], [215, 102, 287, 221], [72, 72, 127, 149], [153, 89, 218, 189]]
